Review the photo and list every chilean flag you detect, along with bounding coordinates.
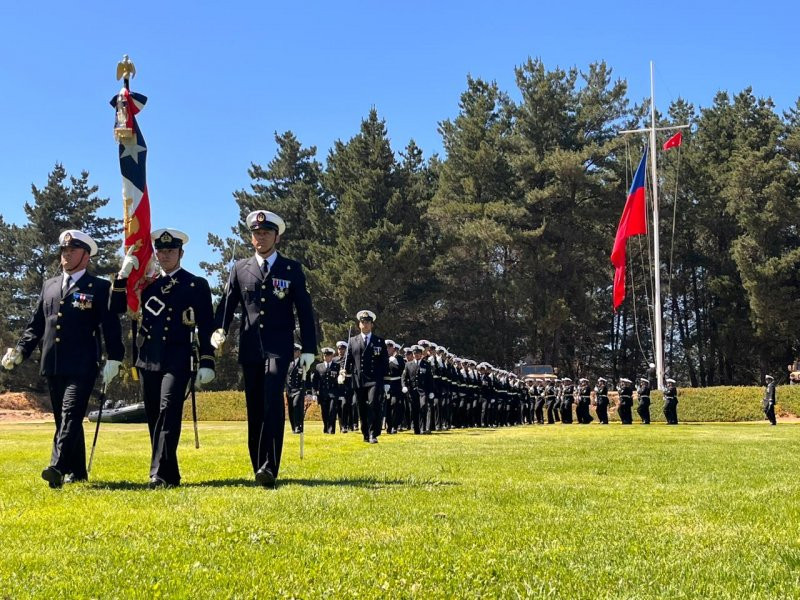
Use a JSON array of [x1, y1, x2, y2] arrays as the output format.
[[611, 148, 648, 311], [111, 88, 152, 313]]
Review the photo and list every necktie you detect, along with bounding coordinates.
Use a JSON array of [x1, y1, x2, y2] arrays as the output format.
[[62, 275, 72, 297], [262, 261, 269, 279]]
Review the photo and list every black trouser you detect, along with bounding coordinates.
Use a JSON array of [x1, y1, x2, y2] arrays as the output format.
[[595, 400, 609, 424], [47, 372, 97, 479], [664, 401, 678, 424], [545, 400, 556, 424], [637, 401, 650, 424], [339, 394, 351, 431], [577, 399, 593, 423], [560, 402, 573, 424], [241, 355, 291, 476], [410, 390, 429, 434], [385, 390, 402, 432], [287, 389, 304, 433], [355, 385, 382, 440], [141, 369, 191, 485], [534, 399, 545, 424], [764, 403, 776, 425], [319, 393, 337, 434], [618, 401, 633, 424]]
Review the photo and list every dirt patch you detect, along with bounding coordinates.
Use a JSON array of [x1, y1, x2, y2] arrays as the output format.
[[0, 392, 53, 422]]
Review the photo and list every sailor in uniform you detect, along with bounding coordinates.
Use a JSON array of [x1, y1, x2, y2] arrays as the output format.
[[211, 210, 317, 487], [338, 310, 389, 443], [135, 228, 215, 488], [3, 230, 125, 488]]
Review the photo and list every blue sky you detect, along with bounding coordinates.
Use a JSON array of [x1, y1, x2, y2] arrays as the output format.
[[1, 1, 797, 274]]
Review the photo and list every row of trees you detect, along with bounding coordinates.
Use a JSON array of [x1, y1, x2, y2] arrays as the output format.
[[2, 59, 799, 393]]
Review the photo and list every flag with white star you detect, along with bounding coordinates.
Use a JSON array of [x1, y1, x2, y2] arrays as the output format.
[[111, 88, 153, 313]]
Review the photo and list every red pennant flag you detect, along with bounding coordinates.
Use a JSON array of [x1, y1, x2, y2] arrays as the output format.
[[611, 149, 648, 311], [662, 131, 682, 151]]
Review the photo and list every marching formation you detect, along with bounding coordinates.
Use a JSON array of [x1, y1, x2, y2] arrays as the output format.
[[293, 335, 684, 436], [0, 206, 781, 491]]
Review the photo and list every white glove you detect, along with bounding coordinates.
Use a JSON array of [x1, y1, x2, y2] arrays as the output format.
[[196, 368, 215, 387], [337, 373, 346, 385], [299, 352, 315, 375], [210, 328, 226, 349], [102, 359, 122, 385], [118, 246, 139, 278], [402, 386, 408, 394], [2, 347, 22, 370], [383, 384, 390, 394], [428, 393, 434, 399]]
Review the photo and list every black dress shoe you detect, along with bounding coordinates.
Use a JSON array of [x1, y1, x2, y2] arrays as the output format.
[[255, 467, 276, 488], [41, 466, 64, 489], [148, 476, 168, 490], [368, 437, 378, 444]]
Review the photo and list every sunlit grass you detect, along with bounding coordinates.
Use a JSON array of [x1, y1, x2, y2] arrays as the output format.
[[1, 421, 798, 598]]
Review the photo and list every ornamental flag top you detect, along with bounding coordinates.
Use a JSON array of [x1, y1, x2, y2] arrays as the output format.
[[111, 54, 153, 313]]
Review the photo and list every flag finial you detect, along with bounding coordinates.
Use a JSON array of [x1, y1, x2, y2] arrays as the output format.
[[116, 55, 136, 82]]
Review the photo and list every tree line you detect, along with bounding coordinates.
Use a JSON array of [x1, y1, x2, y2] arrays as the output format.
[[2, 58, 799, 394]]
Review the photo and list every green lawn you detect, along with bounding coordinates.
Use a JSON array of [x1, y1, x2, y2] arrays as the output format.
[[1, 422, 799, 599]]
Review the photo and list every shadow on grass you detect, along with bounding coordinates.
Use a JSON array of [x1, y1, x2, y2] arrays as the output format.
[[89, 477, 458, 490], [279, 476, 459, 489]]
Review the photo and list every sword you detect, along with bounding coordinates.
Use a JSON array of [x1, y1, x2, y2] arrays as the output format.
[[187, 306, 200, 449], [87, 382, 109, 474]]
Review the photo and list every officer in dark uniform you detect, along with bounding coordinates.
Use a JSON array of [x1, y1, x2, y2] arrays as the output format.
[[617, 378, 634, 424], [533, 379, 546, 424], [401, 344, 434, 434], [311, 347, 340, 434], [560, 377, 574, 424], [544, 379, 557, 424], [762, 374, 776, 425], [663, 378, 679, 424], [285, 343, 307, 434], [636, 377, 651, 424], [212, 210, 317, 487], [594, 377, 609, 424], [3, 230, 125, 488], [384, 340, 405, 434], [338, 310, 389, 443], [134, 228, 215, 488], [577, 378, 593, 424], [335, 340, 353, 432]]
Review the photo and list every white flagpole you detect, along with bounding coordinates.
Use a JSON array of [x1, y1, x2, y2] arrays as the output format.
[[649, 61, 665, 390]]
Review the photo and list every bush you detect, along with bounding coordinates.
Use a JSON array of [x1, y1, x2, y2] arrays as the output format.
[[185, 391, 322, 421]]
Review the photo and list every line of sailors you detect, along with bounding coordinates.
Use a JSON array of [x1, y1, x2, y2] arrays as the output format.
[[286, 339, 681, 434]]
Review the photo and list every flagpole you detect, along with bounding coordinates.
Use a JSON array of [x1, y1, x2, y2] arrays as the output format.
[[649, 61, 665, 391], [618, 64, 688, 390]]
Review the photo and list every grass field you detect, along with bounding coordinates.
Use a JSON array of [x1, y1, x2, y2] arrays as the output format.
[[1, 421, 799, 599]]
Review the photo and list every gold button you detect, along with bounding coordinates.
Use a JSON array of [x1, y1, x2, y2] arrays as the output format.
[[164, 326, 169, 331], [259, 324, 264, 329], [147, 335, 151, 339], [261, 298, 266, 302], [168, 308, 173, 312], [166, 317, 171, 321], [260, 311, 264, 315], [55, 337, 60, 342], [59, 301, 64, 305], [261, 285, 266, 289], [56, 325, 61, 330], [57, 312, 62, 317], [162, 336, 167, 341]]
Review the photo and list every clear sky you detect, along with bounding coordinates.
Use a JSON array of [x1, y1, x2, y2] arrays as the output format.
[[1, 1, 797, 274]]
